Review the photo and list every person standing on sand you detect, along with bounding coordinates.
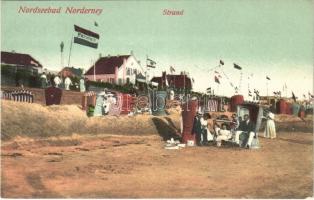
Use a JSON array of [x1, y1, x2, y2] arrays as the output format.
[[54, 75, 62, 88], [40, 72, 48, 88], [64, 77, 72, 90], [200, 113, 210, 145], [264, 111, 276, 139], [192, 111, 203, 146]]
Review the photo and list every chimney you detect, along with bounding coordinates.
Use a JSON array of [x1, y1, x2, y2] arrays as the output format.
[[130, 50, 134, 55]]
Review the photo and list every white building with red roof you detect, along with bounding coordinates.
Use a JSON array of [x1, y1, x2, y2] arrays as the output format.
[[84, 53, 143, 85]]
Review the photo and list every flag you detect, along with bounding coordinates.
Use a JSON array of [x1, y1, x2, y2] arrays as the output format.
[[218, 74, 222, 78], [73, 25, 99, 49], [94, 21, 98, 27], [219, 60, 224, 65], [206, 87, 211, 94], [233, 63, 242, 70], [235, 87, 238, 93], [214, 70, 219, 74], [292, 92, 296, 102], [266, 76, 271, 80], [170, 66, 175, 73], [214, 76, 220, 84], [146, 58, 156, 68], [273, 91, 277, 95]]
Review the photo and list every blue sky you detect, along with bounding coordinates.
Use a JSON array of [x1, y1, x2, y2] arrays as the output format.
[[1, 0, 313, 99]]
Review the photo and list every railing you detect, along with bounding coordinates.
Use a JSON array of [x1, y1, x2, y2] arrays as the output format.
[[1, 90, 34, 103]]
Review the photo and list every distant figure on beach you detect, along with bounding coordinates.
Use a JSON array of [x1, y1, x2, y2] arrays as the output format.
[[64, 77, 72, 90], [264, 112, 276, 139], [40, 72, 48, 88], [79, 77, 86, 92], [54, 75, 62, 88]]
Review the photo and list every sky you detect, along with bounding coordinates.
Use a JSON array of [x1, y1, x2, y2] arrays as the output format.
[[1, 0, 313, 99]]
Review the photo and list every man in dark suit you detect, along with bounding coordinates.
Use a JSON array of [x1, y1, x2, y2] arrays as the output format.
[[235, 114, 256, 148]]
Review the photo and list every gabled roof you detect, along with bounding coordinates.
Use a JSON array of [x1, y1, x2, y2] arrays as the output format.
[[85, 55, 130, 75], [151, 74, 192, 89], [1, 51, 43, 68]]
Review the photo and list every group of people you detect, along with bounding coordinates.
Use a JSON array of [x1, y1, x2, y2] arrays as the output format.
[[192, 110, 276, 148], [40, 72, 86, 92]]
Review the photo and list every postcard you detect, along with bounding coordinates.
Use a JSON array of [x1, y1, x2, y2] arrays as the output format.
[[1, 0, 313, 198]]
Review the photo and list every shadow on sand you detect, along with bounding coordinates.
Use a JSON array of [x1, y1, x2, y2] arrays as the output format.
[[152, 117, 181, 141]]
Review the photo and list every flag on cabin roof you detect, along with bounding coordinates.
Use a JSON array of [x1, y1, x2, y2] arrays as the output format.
[[292, 92, 296, 102], [219, 60, 224, 65], [233, 63, 242, 70], [266, 76, 271, 80], [214, 76, 220, 84], [84, 55, 130, 75], [170, 66, 175, 73]]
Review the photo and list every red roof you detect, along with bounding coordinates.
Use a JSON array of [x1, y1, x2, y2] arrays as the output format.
[[85, 55, 130, 75], [1, 51, 43, 68], [151, 74, 192, 89]]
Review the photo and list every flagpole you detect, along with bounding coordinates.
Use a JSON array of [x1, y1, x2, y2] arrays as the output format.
[[93, 58, 96, 81], [67, 35, 74, 68]]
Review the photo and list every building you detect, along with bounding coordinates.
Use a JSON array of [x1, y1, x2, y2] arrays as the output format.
[[84, 53, 143, 85], [151, 71, 192, 90], [59, 67, 83, 78], [1, 51, 43, 74]]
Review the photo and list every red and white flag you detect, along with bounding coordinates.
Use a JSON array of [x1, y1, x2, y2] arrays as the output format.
[[74, 25, 99, 49]]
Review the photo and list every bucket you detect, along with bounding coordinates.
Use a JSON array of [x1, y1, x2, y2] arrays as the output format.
[[187, 140, 195, 146]]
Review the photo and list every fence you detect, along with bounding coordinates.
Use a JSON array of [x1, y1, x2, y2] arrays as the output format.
[[1, 90, 34, 103]]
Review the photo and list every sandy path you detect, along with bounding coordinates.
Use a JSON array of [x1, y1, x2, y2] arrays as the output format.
[[1, 132, 313, 198]]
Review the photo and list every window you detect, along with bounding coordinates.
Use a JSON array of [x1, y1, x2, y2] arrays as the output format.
[[126, 68, 131, 76]]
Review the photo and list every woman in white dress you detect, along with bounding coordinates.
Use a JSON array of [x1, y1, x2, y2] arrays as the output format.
[[264, 112, 276, 139]]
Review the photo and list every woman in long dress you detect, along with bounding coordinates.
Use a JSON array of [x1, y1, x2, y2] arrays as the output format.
[[264, 112, 276, 139]]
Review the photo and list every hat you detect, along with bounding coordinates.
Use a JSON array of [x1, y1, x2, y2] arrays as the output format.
[[197, 110, 203, 116], [268, 112, 274, 120]]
